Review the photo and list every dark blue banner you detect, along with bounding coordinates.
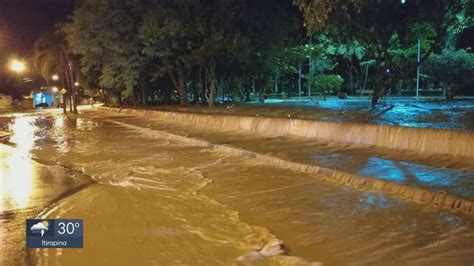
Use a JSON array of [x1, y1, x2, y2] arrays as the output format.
[[26, 219, 83, 248]]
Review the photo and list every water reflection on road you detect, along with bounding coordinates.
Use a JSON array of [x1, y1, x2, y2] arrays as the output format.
[[0, 113, 92, 265]]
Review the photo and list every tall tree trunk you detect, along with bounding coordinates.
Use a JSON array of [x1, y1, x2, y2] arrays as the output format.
[[71, 66, 77, 113], [163, 87, 172, 104], [245, 82, 251, 101], [60, 74, 67, 114], [445, 84, 455, 101], [73, 88, 78, 113], [62, 93, 67, 114], [72, 84, 78, 114], [203, 59, 217, 108], [103, 89, 109, 106], [371, 62, 384, 107], [274, 72, 279, 94], [141, 86, 147, 105], [178, 90, 188, 105], [66, 62, 78, 113], [116, 91, 123, 106], [193, 81, 200, 104], [168, 64, 189, 106]]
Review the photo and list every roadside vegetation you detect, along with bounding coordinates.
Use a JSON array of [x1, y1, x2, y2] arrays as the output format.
[[33, 0, 474, 109]]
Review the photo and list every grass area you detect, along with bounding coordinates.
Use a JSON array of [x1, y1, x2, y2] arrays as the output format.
[[414, 111, 451, 124]]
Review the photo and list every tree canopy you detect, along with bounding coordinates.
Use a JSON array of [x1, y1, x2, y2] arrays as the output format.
[[44, 0, 474, 107]]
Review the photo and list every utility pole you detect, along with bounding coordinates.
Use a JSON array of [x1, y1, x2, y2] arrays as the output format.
[[416, 39, 421, 99], [252, 78, 255, 95], [274, 73, 278, 94], [298, 65, 302, 100], [308, 34, 313, 98]]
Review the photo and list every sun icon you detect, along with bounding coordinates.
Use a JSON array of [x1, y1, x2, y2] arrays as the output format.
[[41, 220, 49, 228]]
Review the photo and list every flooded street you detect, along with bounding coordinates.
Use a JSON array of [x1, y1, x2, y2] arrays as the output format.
[[1, 110, 474, 265]]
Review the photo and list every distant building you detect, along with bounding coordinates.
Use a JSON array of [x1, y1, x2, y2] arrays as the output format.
[[0, 93, 13, 109], [30, 86, 62, 108]]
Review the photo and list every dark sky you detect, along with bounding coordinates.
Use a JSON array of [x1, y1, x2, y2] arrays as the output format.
[[0, 0, 75, 57], [0, 0, 75, 95]]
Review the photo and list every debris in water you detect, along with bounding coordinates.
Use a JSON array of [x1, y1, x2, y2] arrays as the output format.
[[237, 239, 285, 261]]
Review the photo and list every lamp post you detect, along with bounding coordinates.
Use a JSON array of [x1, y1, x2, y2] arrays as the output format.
[[9, 59, 26, 98], [416, 39, 421, 99], [401, 0, 421, 99], [308, 34, 313, 99], [9, 59, 26, 74]]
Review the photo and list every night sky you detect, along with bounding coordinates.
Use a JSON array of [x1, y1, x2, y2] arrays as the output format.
[[0, 0, 74, 93], [0, 0, 74, 54]]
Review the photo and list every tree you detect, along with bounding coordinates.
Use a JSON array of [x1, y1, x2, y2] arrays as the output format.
[[64, 0, 144, 106], [425, 49, 474, 100], [140, 0, 302, 106], [140, 0, 244, 107], [295, 0, 471, 106], [65, 0, 303, 106], [237, 0, 304, 102], [34, 30, 79, 113], [310, 74, 344, 99], [139, 1, 194, 105]]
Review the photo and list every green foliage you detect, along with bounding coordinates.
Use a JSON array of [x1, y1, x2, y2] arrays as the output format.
[[34, 31, 71, 81], [63, 0, 144, 99], [311, 74, 344, 95], [295, 0, 471, 105], [57, 0, 472, 106], [425, 49, 474, 97], [34, 29, 81, 112], [292, 0, 364, 33], [64, 0, 302, 105]]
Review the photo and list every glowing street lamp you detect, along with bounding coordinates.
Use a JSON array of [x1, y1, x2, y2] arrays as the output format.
[[74, 82, 80, 87], [9, 59, 26, 74], [52, 74, 59, 81], [52, 87, 59, 93]]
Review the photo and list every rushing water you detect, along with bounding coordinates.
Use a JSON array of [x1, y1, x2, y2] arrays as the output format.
[[1, 110, 474, 265], [107, 107, 474, 160], [103, 109, 474, 201]]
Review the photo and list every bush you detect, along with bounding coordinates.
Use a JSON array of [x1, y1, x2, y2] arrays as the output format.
[[425, 49, 474, 99], [310, 74, 344, 95]]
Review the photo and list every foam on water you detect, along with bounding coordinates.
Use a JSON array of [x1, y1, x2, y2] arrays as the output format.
[[14, 114, 313, 265], [3, 110, 473, 265], [103, 107, 474, 159]]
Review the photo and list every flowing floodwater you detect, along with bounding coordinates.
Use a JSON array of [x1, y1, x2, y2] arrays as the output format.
[[1, 110, 474, 265]]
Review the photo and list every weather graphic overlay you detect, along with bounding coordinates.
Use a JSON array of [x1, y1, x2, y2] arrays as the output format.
[[26, 219, 83, 248]]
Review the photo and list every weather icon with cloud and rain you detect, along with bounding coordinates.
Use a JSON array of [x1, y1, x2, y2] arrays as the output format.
[[30, 221, 49, 237]]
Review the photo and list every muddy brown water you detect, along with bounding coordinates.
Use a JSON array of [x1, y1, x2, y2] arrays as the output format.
[[0, 111, 473, 265]]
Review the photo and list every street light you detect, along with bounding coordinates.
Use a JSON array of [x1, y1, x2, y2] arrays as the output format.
[[9, 59, 26, 74], [52, 87, 59, 93], [74, 82, 79, 86], [52, 74, 59, 81]]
